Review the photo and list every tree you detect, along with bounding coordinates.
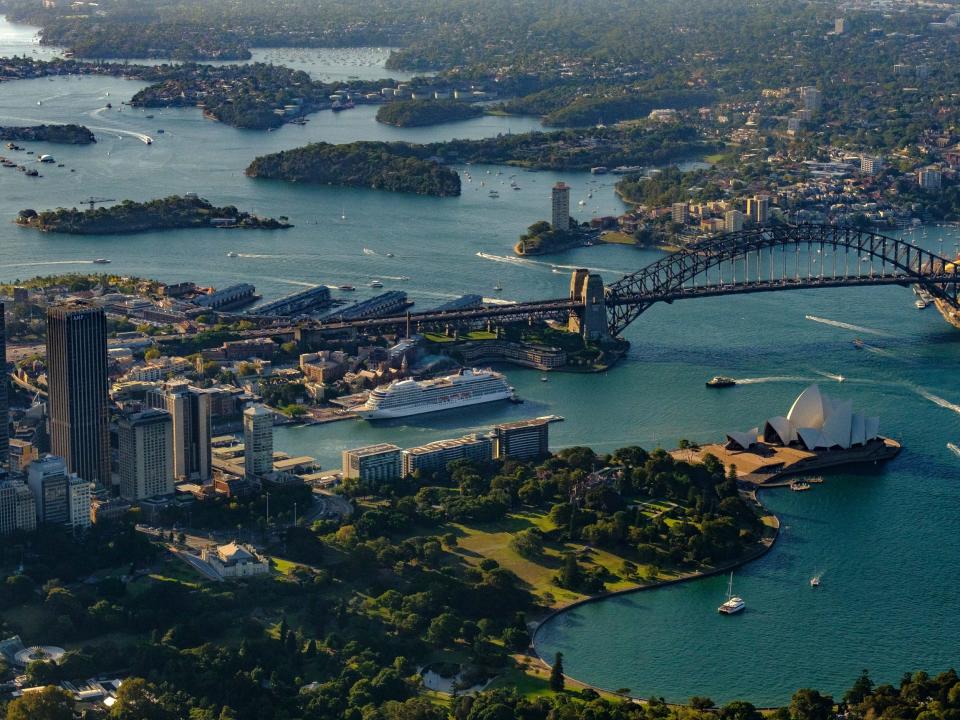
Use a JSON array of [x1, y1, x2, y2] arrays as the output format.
[[789, 688, 834, 720], [6, 685, 74, 720], [549, 652, 565, 692], [719, 700, 763, 720], [425, 612, 460, 647], [844, 669, 874, 705], [555, 553, 582, 590], [110, 677, 169, 720]]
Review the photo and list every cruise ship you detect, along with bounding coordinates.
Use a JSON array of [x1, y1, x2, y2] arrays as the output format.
[[354, 369, 514, 420]]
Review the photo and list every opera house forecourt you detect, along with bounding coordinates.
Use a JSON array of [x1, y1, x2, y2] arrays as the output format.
[[682, 385, 901, 484]]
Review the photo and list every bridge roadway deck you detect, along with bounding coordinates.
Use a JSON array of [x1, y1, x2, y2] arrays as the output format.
[[294, 271, 953, 334]]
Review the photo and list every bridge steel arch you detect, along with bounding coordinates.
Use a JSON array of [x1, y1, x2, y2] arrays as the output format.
[[604, 224, 959, 336]]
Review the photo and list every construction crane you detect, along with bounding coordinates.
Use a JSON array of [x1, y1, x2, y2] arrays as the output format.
[[83, 196, 115, 210]]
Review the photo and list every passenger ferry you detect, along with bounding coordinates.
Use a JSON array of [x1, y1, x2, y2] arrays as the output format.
[[354, 368, 515, 420]]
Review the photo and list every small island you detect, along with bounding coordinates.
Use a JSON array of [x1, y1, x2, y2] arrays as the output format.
[[245, 142, 461, 197], [15, 195, 293, 235], [0, 124, 96, 144], [515, 221, 587, 256], [376, 99, 484, 127]]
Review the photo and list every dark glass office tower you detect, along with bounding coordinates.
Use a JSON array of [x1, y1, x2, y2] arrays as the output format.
[[46, 302, 110, 485]]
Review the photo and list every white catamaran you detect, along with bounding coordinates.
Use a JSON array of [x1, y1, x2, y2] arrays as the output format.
[[717, 572, 745, 615]]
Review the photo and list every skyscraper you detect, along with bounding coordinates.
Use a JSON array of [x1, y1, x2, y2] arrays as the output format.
[[0, 301, 8, 467], [551, 182, 570, 231], [243, 404, 274, 481], [148, 381, 212, 482], [118, 409, 174, 501], [46, 302, 110, 485], [27, 454, 69, 524]]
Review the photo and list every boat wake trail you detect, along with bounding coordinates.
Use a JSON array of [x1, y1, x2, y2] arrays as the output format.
[[734, 376, 811, 385], [379, 275, 411, 282], [259, 277, 319, 288], [362, 248, 377, 256], [915, 387, 960, 416], [475, 251, 619, 275], [236, 253, 284, 259], [482, 297, 517, 305], [804, 315, 889, 336], [813, 370, 846, 382], [0, 260, 94, 268]]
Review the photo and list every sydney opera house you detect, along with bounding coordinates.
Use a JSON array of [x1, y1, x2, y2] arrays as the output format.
[[726, 384, 881, 451]]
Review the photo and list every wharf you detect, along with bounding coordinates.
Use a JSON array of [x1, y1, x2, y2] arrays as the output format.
[[672, 437, 901, 485]]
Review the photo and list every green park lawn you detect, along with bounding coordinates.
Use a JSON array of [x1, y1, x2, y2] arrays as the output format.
[[447, 508, 662, 607]]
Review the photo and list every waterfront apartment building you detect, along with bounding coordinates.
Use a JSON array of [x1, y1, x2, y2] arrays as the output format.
[[118, 409, 175, 501], [46, 302, 111, 486], [402, 433, 493, 476], [724, 210, 744, 233], [243, 404, 274, 481], [0, 301, 7, 467], [746, 195, 770, 225], [672, 202, 689, 225], [342, 444, 402, 482], [148, 382, 212, 482], [27, 454, 70, 524], [459, 341, 567, 371], [492, 418, 551, 460], [0, 480, 36, 535], [552, 182, 571, 231]]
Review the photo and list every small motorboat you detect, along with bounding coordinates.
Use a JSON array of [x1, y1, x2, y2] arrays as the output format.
[[338, 285, 356, 291], [92, 258, 111, 264], [227, 251, 239, 258]]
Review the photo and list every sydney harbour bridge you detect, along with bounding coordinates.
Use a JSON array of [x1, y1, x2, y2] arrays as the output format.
[[295, 224, 960, 342]]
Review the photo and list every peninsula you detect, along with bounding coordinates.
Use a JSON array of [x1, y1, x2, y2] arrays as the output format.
[[15, 195, 292, 235], [245, 142, 462, 196], [0, 124, 96, 144], [376, 99, 484, 127]]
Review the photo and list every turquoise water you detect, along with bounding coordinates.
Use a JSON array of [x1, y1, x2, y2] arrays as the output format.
[[1, 46, 959, 706]]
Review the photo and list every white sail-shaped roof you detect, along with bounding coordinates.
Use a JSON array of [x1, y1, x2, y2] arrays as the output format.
[[763, 416, 797, 445], [850, 413, 866, 446], [796, 427, 824, 450], [726, 428, 759, 450], [787, 385, 826, 429], [729, 385, 880, 452], [820, 398, 853, 448]]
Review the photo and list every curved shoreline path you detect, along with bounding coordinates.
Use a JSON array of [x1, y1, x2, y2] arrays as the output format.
[[531, 488, 781, 703]]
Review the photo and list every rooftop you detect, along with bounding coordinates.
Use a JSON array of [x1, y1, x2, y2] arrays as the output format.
[[346, 443, 401, 457]]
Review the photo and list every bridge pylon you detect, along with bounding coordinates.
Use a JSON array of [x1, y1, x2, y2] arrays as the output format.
[[568, 269, 609, 341]]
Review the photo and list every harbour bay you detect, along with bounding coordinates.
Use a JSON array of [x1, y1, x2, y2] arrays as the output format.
[[0, 30, 959, 706]]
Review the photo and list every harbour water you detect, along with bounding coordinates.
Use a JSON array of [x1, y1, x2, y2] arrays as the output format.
[[1, 25, 959, 705]]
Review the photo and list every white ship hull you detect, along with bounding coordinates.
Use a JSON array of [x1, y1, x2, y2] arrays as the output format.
[[356, 389, 514, 420]]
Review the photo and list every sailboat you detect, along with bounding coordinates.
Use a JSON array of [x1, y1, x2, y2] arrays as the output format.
[[717, 573, 745, 614], [493, 280, 503, 292], [810, 574, 822, 587]]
